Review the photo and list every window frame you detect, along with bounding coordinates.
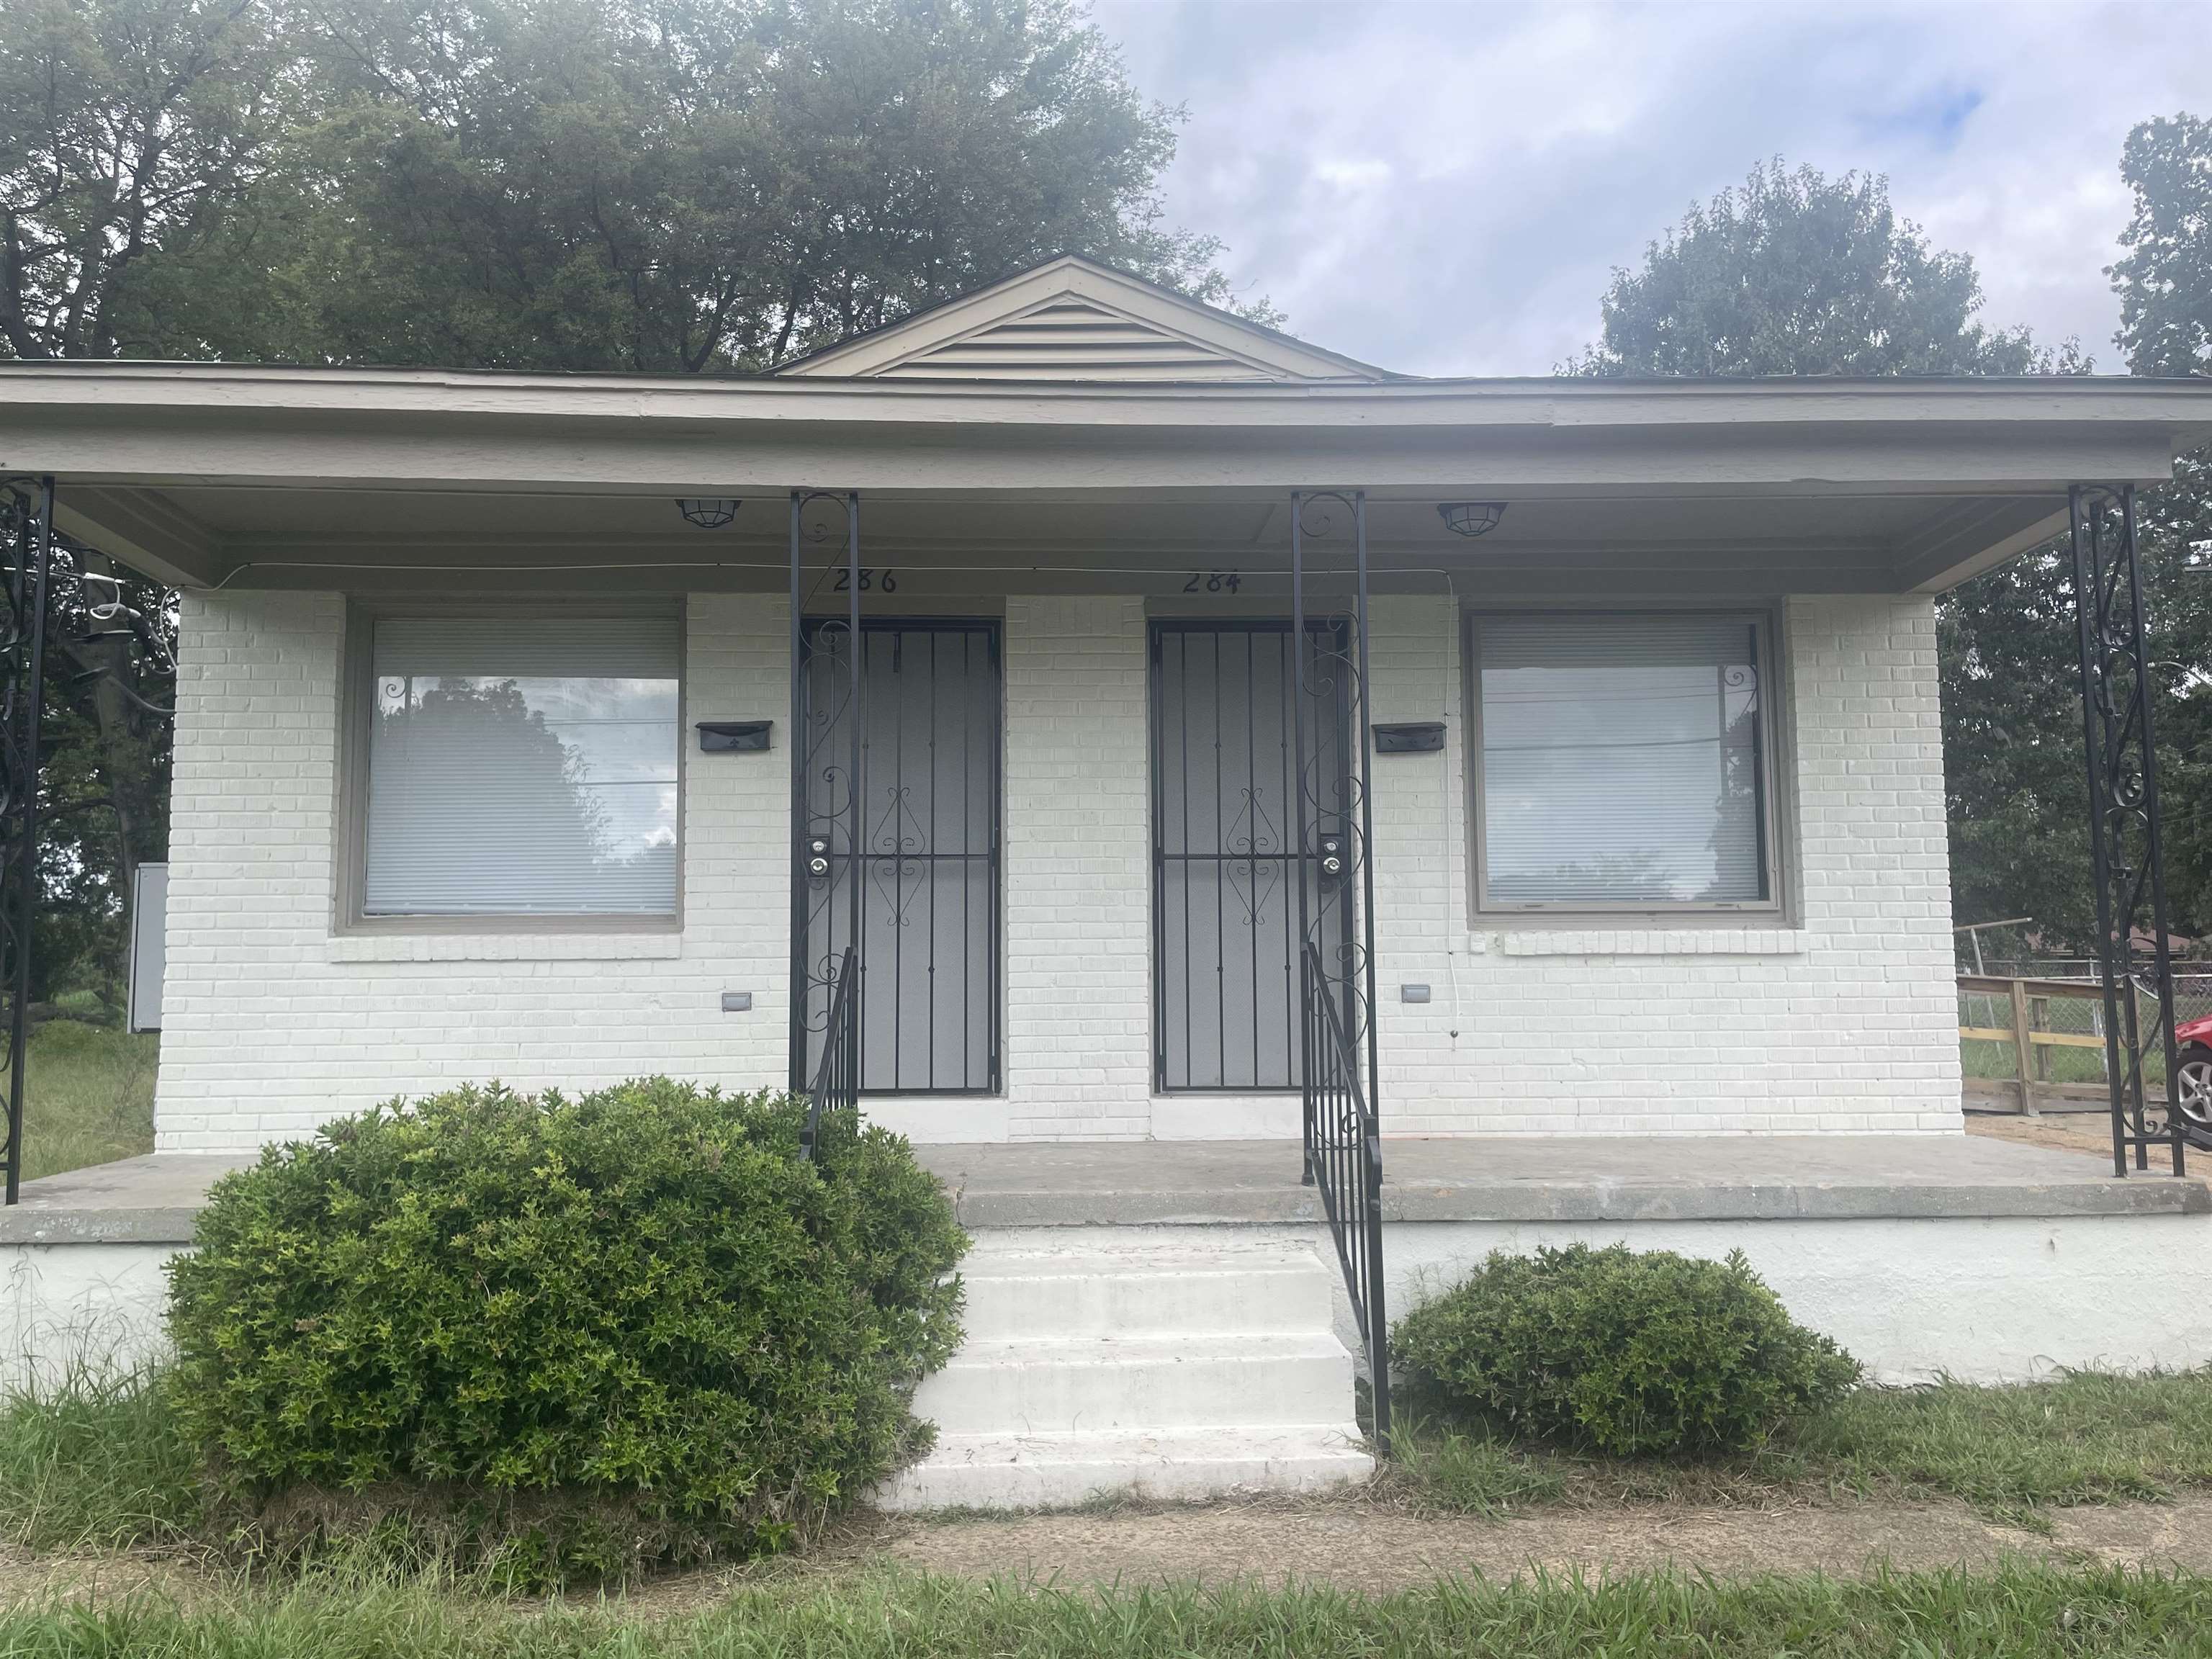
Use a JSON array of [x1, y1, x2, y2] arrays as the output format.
[[336, 596, 688, 935], [1463, 605, 1787, 922]]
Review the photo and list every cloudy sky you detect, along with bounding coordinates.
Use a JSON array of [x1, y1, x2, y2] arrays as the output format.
[[1089, 0, 2211, 377]]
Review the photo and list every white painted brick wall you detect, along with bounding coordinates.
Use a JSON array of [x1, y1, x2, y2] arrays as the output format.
[[156, 590, 793, 1150], [157, 588, 1960, 1150], [1369, 593, 1961, 1136], [1002, 598, 1154, 1140]]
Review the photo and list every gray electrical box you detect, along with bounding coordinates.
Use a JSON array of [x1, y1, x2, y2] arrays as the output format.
[[127, 861, 168, 1033]]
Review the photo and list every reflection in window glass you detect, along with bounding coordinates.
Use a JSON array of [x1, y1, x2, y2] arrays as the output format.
[[1478, 614, 1767, 906], [364, 617, 679, 916]]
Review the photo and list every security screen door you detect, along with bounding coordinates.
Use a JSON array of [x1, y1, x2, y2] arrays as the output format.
[[1150, 621, 1353, 1092], [794, 619, 1000, 1093]]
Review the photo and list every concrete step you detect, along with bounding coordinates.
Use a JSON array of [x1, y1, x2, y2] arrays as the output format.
[[957, 1242, 1335, 1340], [914, 1331, 1355, 1436], [878, 1424, 1374, 1512]]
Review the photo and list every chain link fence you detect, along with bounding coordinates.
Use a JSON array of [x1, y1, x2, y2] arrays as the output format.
[[1959, 966, 2212, 1097]]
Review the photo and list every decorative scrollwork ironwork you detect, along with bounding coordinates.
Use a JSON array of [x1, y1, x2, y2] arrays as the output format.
[[1290, 487, 1390, 1441], [2069, 483, 2192, 1174], [790, 490, 864, 1095]]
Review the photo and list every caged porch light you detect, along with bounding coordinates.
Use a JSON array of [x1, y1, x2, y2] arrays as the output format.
[[1438, 501, 1507, 538], [677, 497, 741, 529]]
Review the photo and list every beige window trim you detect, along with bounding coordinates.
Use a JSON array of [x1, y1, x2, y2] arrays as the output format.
[[334, 595, 688, 937], [1463, 604, 1790, 925]]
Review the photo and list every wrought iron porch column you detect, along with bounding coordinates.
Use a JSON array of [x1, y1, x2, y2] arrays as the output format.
[[2068, 483, 2188, 1176], [0, 481, 52, 1205], [1290, 489, 1390, 1441], [789, 490, 863, 1107]]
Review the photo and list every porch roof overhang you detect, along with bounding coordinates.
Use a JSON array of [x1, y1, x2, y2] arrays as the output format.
[[3, 361, 2208, 597]]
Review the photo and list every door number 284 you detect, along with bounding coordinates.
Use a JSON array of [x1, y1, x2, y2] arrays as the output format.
[[1183, 571, 1242, 593]]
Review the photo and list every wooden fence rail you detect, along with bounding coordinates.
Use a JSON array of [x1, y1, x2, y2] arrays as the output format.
[[1956, 974, 2115, 1116]]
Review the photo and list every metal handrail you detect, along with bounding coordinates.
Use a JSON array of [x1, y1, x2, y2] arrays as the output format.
[[1301, 940, 1390, 1441], [802, 946, 859, 1161]]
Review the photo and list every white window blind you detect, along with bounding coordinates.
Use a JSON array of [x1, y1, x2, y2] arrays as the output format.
[[1476, 613, 1768, 907], [363, 616, 680, 917]]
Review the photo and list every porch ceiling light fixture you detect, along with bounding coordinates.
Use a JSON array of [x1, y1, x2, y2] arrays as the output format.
[[677, 497, 741, 529], [1438, 501, 1507, 538]]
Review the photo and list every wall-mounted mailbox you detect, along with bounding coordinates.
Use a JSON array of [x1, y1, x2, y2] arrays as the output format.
[[697, 720, 772, 753], [1372, 721, 1445, 754]]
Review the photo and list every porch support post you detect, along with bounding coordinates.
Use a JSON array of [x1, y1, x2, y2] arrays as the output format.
[[1290, 489, 1390, 1443], [788, 490, 864, 1097], [1292, 500, 1313, 1184], [789, 493, 804, 1091], [2068, 482, 2186, 1176], [844, 493, 861, 1068], [0, 480, 52, 1205]]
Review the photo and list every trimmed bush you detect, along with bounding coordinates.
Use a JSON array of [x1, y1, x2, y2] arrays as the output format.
[[1392, 1244, 1859, 1456], [165, 1079, 966, 1581]]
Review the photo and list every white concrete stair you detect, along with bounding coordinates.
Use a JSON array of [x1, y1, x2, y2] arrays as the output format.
[[877, 1231, 1372, 1511]]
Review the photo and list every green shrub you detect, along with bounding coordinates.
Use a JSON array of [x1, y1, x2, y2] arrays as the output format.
[[1392, 1244, 1859, 1456], [165, 1079, 966, 1582]]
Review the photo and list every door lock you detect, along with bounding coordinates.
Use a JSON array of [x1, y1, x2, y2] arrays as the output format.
[[1318, 832, 1347, 881]]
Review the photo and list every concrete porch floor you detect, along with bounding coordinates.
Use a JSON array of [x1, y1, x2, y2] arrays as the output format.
[[1, 1133, 2200, 1244]]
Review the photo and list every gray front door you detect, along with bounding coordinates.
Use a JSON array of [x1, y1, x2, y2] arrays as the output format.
[[1149, 621, 1350, 1092], [796, 619, 1000, 1093]]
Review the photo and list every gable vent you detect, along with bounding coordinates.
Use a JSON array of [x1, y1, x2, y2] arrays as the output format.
[[876, 300, 1282, 382]]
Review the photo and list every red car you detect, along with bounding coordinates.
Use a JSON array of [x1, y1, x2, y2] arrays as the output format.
[[2175, 1015, 2212, 1125]]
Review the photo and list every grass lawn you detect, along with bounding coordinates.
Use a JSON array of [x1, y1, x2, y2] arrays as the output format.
[[17, 1019, 156, 1182], [2, 1371, 2212, 1653], [11, 1367, 2212, 1558], [1, 1560, 2210, 1658], [1390, 1367, 2212, 1530]]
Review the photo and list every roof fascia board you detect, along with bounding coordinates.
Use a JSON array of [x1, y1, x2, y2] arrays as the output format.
[[3, 423, 2185, 498], [5, 365, 2212, 432]]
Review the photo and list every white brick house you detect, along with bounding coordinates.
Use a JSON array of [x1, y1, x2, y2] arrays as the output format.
[[9, 256, 2212, 1504]]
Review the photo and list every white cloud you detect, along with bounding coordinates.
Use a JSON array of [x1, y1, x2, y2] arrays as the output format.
[[1094, 0, 2212, 374]]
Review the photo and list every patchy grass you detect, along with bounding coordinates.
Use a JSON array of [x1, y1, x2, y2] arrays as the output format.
[[1390, 1367, 2212, 1529], [19, 1021, 156, 1182], [1961, 1036, 2117, 1087], [0, 1365, 199, 1553], [0, 1560, 2208, 1657]]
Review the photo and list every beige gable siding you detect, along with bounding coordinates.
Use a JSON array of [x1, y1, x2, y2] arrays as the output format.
[[876, 300, 1282, 382]]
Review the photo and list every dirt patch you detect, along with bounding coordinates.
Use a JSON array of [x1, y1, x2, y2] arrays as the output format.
[[1966, 1110, 2131, 1161], [0, 1541, 221, 1609], [9, 1494, 2212, 1611], [864, 1492, 2212, 1595]]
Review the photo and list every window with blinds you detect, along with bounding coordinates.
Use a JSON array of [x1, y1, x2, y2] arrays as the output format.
[[361, 616, 680, 917], [1473, 613, 1772, 909]]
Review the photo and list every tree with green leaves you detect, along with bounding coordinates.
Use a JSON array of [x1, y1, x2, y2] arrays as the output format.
[[0, 0, 295, 359], [253, 0, 1272, 372], [2105, 114, 2212, 946], [2113, 114, 2212, 381], [1569, 160, 2049, 379]]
